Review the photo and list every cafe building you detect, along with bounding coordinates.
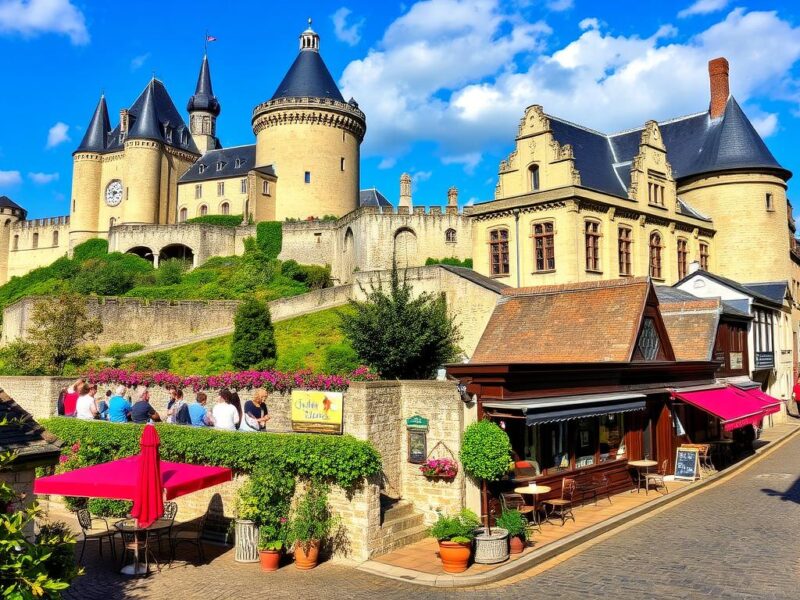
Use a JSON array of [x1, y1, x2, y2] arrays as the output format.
[[447, 277, 782, 511]]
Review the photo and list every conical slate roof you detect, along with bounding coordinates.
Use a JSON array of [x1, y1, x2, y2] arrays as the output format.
[[271, 48, 344, 102], [128, 80, 162, 141], [187, 54, 221, 116], [75, 95, 111, 152]]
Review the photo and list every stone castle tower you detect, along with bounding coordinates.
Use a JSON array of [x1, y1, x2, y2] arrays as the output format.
[[187, 54, 221, 154], [252, 20, 366, 221]]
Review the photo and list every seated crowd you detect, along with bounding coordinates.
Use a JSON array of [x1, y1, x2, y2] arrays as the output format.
[[57, 379, 271, 432]]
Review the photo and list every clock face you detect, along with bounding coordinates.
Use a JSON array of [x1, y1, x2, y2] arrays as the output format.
[[105, 180, 123, 207]]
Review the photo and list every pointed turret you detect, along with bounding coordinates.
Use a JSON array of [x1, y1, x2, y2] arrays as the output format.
[[187, 54, 221, 116], [127, 79, 162, 142], [76, 94, 110, 152]]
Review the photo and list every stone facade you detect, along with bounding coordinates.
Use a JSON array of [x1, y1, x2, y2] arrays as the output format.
[[7, 217, 70, 280]]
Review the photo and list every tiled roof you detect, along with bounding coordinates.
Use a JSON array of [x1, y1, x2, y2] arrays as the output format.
[[0, 391, 61, 467], [0, 195, 26, 213], [359, 188, 392, 208], [438, 265, 509, 295], [471, 277, 651, 364], [271, 48, 345, 102], [544, 97, 789, 199], [178, 145, 275, 183], [657, 296, 720, 362], [744, 282, 789, 304]]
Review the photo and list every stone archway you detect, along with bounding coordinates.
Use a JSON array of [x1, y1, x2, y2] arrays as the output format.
[[159, 243, 195, 268], [393, 227, 417, 269], [342, 227, 355, 283], [126, 246, 155, 264]]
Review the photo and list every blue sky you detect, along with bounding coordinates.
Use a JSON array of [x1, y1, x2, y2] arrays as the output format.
[[1, 0, 799, 219]]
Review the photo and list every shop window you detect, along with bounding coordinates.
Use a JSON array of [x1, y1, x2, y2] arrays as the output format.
[[585, 221, 600, 271], [533, 221, 555, 271], [618, 226, 632, 276], [529, 165, 540, 191], [575, 418, 596, 469], [699, 242, 709, 270], [542, 422, 570, 473], [489, 228, 509, 276], [445, 228, 457, 243], [677, 238, 688, 280], [599, 414, 625, 462], [649, 232, 662, 279]]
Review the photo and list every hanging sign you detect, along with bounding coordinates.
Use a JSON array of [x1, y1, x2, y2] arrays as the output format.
[[291, 390, 343, 434], [674, 446, 700, 481], [406, 415, 429, 430]]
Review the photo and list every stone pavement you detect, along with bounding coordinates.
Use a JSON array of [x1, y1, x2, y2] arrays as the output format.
[[60, 425, 800, 599]]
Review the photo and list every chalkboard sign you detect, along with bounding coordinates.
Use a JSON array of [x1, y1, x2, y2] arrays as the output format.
[[674, 446, 700, 481]]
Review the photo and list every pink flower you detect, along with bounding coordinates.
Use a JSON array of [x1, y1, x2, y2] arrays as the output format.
[[59, 455, 69, 463], [71, 443, 80, 453]]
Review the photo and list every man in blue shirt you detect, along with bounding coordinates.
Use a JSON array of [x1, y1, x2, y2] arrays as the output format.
[[188, 392, 210, 426], [107, 385, 132, 423], [130, 387, 161, 424]]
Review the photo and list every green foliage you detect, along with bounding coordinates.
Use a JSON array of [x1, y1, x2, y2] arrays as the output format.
[[259, 524, 285, 551], [36, 522, 81, 587], [231, 297, 277, 370], [237, 466, 294, 527], [104, 342, 145, 364], [280, 260, 331, 289], [256, 221, 283, 260], [322, 343, 360, 375], [0, 340, 45, 375], [429, 509, 481, 542], [72, 238, 109, 262], [122, 351, 171, 372], [425, 257, 473, 269], [73, 259, 135, 296], [42, 418, 381, 490], [341, 265, 461, 379], [185, 214, 244, 227], [459, 420, 512, 482], [285, 482, 338, 549], [155, 259, 188, 285], [86, 499, 132, 518], [495, 509, 526, 537]]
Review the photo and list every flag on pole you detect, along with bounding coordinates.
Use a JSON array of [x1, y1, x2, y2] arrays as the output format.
[[206, 35, 217, 42]]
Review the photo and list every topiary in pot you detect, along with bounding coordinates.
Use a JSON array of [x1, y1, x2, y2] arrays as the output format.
[[429, 509, 481, 573], [459, 419, 513, 564], [495, 509, 527, 554]]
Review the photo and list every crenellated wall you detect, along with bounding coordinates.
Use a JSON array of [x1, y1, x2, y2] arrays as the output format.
[[7, 217, 71, 280]]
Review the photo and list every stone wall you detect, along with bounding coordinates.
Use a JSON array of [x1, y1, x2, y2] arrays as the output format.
[[7, 218, 71, 281], [0, 376, 72, 420]]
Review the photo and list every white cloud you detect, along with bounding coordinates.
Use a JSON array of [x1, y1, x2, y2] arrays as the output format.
[[46, 121, 70, 148], [411, 170, 432, 185], [679, 0, 729, 19], [0, 0, 89, 44], [341, 4, 800, 165], [378, 157, 397, 169], [331, 7, 364, 46], [442, 152, 482, 174], [547, 0, 573, 11], [0, 170, 22, 186], [464, 196, 478, 207], [130, 52, 150, 71], [750, 112, 778, 138], [578, 17, 600, 31], [28, 171, 59, 184]]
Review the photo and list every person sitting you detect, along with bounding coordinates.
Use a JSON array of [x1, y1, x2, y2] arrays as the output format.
[[108, 385, 132, 423], [92, 385, 108, 420], [130, 386, 161, 424], [212, 389, 239, 431], [62, 379, 84, 417], [166, 389, 188, 424], [239, 389, 271, 432], [188, 392, 212, 427], [75, 382, 98, 420], [229, 391, 244, 431]]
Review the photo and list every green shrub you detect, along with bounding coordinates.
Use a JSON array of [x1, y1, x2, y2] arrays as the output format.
[[237, 466, 295, 527], [231, 297, 277, 370], [86, 499, 132, 518], [495, 509, 526, 537], [425, 257, 473, 269], [281, 259, 300, 280], [42, 418, 382, 489], [323, 343, 360, 375], [0, 340, 45, 375], [72, 259, 136, 296], [104, 343, 145, 364], [285, 481, 338, 550], [73, 238, 109, 262], [156, 259, 188, 285], [295, 265, 332, 289], [460, 420, 512, 483], [257, 221, 283, 259], [123, 351, 171, 371], [185, 214, 243, 227], [429, 509, 481, 543], [36, 521, 81, 585]]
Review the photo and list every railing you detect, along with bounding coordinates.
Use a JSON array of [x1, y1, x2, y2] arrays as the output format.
[[754, 351, 775, 369]]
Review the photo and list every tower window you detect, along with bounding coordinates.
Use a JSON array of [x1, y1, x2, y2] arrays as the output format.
[[240, 178, 247, 194], [263, 180, 271, 195], [32, 232, 39, 249], [766, 193, 774, 211], [217, 181, 224, 196], [533, 221, 555, 271], [52, 231, 59, 246], [199, 205, 208, 217], [195, 184, 202, 199], [649, 232, 662, 279], [340, 158, 345, 172], [489, 228, 509, 276], [445, 228, 457, 243], [585, 221, 601, 272], [304, 171, 311, 184], [179, 207, 188, 222], [12, 235, 18, 251], [618, 226, 632, 276], [220, 202, 230, 215], [529, 165, 540, 191]]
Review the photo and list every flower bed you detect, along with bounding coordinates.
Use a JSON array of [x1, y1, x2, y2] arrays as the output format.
[[83, 366, 378, 393]]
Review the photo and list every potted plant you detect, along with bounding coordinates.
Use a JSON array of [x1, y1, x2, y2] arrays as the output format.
[[286, 482, 338, 570], [258, 520, 286, 572], [495, 509, 527, 554], [459, 420, 513, 564], [234, 481, 261, 563], [429, 509, 481, 573]]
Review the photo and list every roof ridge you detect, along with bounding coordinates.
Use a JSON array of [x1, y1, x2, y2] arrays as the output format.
[[503, 276, 650, 297], [609, 111, 708, 138], [546, 114, 608, 137]]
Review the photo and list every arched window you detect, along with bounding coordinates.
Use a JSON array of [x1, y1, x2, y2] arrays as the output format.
[[12, 235, 18, 251], [445, 228, 457, 243], [52, 231, 59, 246], [199, 205, 208, 217], [649, 232, 662, 279], [489, 228, 509, 276], [32, 232, 39, 249], [677, 238, 688, 280], [585, 221, 600, 271], [529, 165, 540, 191], [179, 207, 188, 222], [533, 222, 555, 271], [220, 202, 230, 215]]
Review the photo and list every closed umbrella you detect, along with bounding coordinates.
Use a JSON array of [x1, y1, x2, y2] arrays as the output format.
[[130, 424, 164, 528]]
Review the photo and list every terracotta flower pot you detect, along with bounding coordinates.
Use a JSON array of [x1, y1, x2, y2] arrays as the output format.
[[438, 540, 471, 573], [294, 540, 320, 570], [509, 535, 525, 554], [259, 549, 281, 572]]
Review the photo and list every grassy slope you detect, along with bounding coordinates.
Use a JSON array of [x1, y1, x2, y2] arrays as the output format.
[[147, 306, 354, 375]]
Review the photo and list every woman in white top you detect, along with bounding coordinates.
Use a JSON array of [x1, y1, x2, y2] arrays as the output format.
[[212, 389, 239, 431], [75, 382, 98, 420]]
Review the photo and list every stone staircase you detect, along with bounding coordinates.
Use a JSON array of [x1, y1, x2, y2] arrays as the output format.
[[372, 496, 428, 558]]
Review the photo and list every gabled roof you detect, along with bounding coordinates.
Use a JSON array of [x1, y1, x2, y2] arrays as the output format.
[[543, 96, 789, 199], [0, 390, 61, 468], [76, 94, 111, 153], [471, 277, 665, 364], [676, 270, 786, 308], [359, 188, 392, 208], [187, 54, 221, 117], [179, 145, 268, 183], [656, 285, 750, 318], [656, 288, 722, 362], [271, 49, 345, 102], [0, 195, 26, 214]]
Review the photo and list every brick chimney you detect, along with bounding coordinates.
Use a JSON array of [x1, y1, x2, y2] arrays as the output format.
[[708, 57, 729, 119]]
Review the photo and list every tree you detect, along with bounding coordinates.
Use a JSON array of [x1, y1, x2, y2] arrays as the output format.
[[26, 293, 102, 375], [340, 264, 461, 379], [460, 420, 512, 529], [231, 297, 277, 370]]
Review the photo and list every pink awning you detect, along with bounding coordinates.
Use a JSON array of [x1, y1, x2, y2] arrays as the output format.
[[739, 387, 782, 417], [672, 387, 766, 432], [34, 456, 232, 501]]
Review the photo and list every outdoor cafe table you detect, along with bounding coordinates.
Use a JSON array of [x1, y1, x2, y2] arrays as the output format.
[[115, 518, 172, 575], [628, 459, 658, 494], [709, 439, 735, 468], [514, 484, 552, 529]]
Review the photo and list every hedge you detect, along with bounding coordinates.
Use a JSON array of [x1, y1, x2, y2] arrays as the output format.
[[185, 215, 244, 227], [42, 418, 382, 490], [425, 257, 474, 269], [256, 221, 282, 260]]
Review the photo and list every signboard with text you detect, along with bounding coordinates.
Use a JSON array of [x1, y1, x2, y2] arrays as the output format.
[[291, 390, 344, 434]]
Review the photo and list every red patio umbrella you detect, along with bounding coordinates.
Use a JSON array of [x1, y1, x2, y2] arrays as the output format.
[[130, 424, 164, 528]]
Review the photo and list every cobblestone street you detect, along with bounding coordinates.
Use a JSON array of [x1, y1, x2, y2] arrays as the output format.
[[64, 431, 800, 600]]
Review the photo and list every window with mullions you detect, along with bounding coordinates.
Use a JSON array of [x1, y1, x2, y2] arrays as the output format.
[[677, 238, 688, 280], [699, 242, 709, 270], [585, 221, 600, 271], [533, 222, 555, 271], [489, 228, 509, 276], [637, 317, 660, 360], [754, 309, 774, 354], [618, 226, 632, 276], [649, 232, 662, 279]]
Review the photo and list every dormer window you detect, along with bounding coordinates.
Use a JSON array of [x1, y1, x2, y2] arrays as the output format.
[[163, 125, 173, 143], [235, 158, 243, 169], [216, 161, 225, 172], [181, 129, 188, 145], [198, 164, 207, 175]]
